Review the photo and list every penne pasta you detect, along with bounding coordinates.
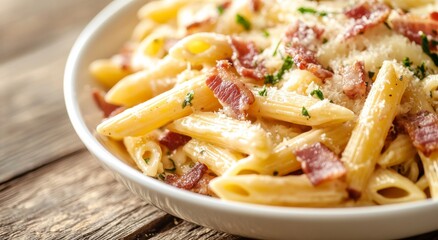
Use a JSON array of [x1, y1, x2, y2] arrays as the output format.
[[167, 112, 272, 159], [224, 122, 354, 176], [105, 57, 186, 106], [341, 62, 409, 197], [123, 136, 163, 177], [183, 139, 243, 176], [210, 174, 348, 207], [169, 32, 233, 66], [90, 0, 438, 207], [249, 87, 355, 127], [367, 168, 427, 205], [97, 75, 220, 138]]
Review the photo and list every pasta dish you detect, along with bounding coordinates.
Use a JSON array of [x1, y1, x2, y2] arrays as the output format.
[[90, 0, 438, 207]]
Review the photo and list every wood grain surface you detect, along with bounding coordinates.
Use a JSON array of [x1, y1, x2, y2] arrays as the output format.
[[0, 0, 437, 239]]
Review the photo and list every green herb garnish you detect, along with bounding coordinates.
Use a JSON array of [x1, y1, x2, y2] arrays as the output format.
[[368, 71, 375, 79], [297, 7, 327, 16], [165, 158, 176, 172], [414, 62, 427, 80], [158, 173, 165, 180], [217, 5, 225, 15], [322, 38, 328, 44], [273, 170, 279, 176], [421, 33, 438, 66], [258, 86, 268, 96], [182, 90, 194, 108], [262, 29, 270, 38], [310, 89, 324, 100], [402, 57, 428, 80], [144, 157, 150, 164], [272, 39, 282, 57], [302, 106, 311, 118], [236, 14, 251, 30], [264, 56, 294, 84]]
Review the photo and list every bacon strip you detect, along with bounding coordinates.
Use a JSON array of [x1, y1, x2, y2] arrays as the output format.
[[397, 111, 438, 156], [92, 89, 124, 118], [186, 18, 215, 34], [344, 2, 390, 39], [159, 130, 192, 151], [392, 15, 438, 51], [285, 44, 333, 81], [284, 21, 333, 81], [165, 163, 209, 191], [294, 142, 346, 186], [250, 0, 262, 12], [206, 60, 255, 119], [229, 37, 266, 81], [340, 61, 368, 99]]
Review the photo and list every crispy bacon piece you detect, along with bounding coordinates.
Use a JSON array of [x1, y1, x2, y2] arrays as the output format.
[[92, 89, 124, 118], [165, 163, 209, 192], [391, 15, 438, 51], [294, 142, 346, 186], [159, 130, 192, 151], [250, 0, 262, 12], [191, 170, 216, 195], [284, 21, 332, 81], [285, 20, 324, 43], [206, 60, 255, 119], [344, 2, 390, 39], [340, 61, 368, 99], [396, 111, 438, 156], [186, 18, 215, 34], [431, 12, 438, 21], [285, 44, 333, 81], [229, 37, 266, 80]]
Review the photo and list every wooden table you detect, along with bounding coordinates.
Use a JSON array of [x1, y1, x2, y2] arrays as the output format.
[[0, 0, 436, 239]]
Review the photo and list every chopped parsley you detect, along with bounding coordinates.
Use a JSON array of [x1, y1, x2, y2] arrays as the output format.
[[165, 158, 176, 172], [264, 56, 294, 84], [273, 170, 279, 176], [182, 90, 194, 108], [272, 39, 282, 57], [322, 38, 328, 44], [144, 157, 150, 164], [421, 33, 438, 66], [262, 29, 270, 38], [368, 71, 375, 79], [297, 7, 327, 16], [402, 57, 428, 80], [414, 62, 427, 80], [310, 89, 324, 100], [302, 106, 311, 118], [158, 173, 165, 180], [236, 14, 251, 31], [258, 86, 268, 96], [402, 57, 412, 68], [217, 5, 225, 15]]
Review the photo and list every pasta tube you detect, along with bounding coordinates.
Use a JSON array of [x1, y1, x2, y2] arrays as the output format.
[[97, 75, 220, 138], [249, 87, 355, 126], [341, 61, 408, 197], [210, 175, 348, 207], [224, 122, 354, 176], [167, 112, 272, 159], [367, 168, 426, 205], [183, 139, 243, 176]]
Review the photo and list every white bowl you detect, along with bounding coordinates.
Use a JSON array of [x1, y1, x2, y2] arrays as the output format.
[[64, 0, 438, 239]]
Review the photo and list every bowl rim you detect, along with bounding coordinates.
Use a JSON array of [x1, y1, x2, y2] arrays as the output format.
[[64, 0, 438, 222]]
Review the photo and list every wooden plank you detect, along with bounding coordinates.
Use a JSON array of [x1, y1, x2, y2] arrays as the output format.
[[0, 0, 112, 183], [0, 0, 111, 63], [0, 150, 242, 239]]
